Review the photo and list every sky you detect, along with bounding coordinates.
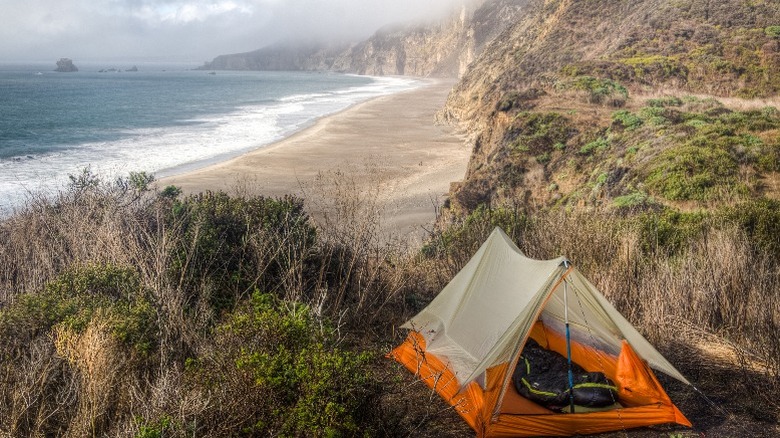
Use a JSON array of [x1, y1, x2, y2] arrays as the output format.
[[0, 0, 462, 64]]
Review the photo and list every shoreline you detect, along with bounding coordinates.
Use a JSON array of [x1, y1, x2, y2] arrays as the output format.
[[158, 79, 470, 240]]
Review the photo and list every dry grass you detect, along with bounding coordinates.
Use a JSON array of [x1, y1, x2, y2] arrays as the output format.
[[471, 210, 780, 433], [0, 171, 778, 436], [0, 170, 429, 436]]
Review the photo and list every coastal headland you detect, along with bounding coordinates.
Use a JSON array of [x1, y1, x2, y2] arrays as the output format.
[[158, 80, 469, 239]]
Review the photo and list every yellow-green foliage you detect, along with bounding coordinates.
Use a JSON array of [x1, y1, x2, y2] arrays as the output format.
[[203, 292, 377, 436], [0, 263, 157, 356], [646, 144, 741, 201], [618, 55, 685, 80], [505, 112, 574, 154], [719, 199, 780, 255], [579, 137, 610, 155], [557, 76, 628, 106], [608, 98, 780, 203]]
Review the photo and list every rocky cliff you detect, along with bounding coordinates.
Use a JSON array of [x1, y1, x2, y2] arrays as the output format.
[[440, 0, 780, 215], [200, 0, 529, 78], [54, 58, 78, 72], [445, 0, 780, 124]]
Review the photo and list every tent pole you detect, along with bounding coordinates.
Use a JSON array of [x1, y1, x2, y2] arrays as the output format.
[[563, 261, 575, 413]]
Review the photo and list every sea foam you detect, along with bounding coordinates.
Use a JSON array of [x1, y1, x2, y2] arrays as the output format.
[[0, 74, 418, 214]]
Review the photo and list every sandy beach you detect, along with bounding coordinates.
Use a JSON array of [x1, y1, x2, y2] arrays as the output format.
[[158, 79, 470, 240]]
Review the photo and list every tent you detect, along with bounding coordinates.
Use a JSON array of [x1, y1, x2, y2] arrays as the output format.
[[390, 227, 691, 436]]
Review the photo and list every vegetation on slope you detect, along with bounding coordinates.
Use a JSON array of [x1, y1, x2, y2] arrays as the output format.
[[432, 0, 780, 434], [452, 89, 780, 213], [0, 168, 778, 436], [445, 0, 780, 125], [0, 174, 449, 437]]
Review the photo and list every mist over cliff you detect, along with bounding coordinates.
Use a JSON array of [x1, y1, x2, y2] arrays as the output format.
[[200, 0, 529, 78]]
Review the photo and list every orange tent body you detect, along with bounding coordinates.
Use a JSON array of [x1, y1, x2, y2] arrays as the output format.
[[390, 321, 691, 437]]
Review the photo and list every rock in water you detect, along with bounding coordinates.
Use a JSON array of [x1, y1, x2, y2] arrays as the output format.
[[54, 58, 78, 72]]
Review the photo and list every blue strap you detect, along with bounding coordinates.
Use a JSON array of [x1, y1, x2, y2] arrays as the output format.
[[566, 323, 575, 413]]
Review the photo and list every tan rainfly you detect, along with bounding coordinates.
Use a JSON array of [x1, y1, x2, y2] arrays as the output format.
[[391, 227, 691, 437]]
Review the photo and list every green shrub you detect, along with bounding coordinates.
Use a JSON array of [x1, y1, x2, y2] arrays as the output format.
[[619, 55, 685, 81], [719, 199, 780, 255], [166, 192, 317, 311], [646, 97, 683, 108], [209, 292, 378, 436], [645, 144, 740, 201], [613, 191, 651, 209], [685, 119, 709, 128], [756, 142, 780, 171], [0, 263, 157, 356], [503, 112, 574, 155], [638, 106, 672, 126], [159, 185, 182, 199], [135, 416, 174, 438], [579, 137, 610, 155], [765, 26, 780, 38], [562, 76, 628, 106], [612, 110, 643, 130], [636, 210, 708, 255]]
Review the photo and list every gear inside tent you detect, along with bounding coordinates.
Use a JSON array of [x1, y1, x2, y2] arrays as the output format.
[[390, 227, 691, 437]]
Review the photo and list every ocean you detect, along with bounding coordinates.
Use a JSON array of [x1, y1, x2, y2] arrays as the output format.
[[0, 62, 418, 212]]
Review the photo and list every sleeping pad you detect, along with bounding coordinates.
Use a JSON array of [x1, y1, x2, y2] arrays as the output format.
[[512, 339, 619, 410]]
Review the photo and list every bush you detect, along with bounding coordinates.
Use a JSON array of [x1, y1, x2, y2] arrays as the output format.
[[561, 76, 628, 106], [612, 191, 652, 209], [196, 292, 379, 436], [635, 210, 708, 255], [165, 192, 317, 310], [719, 199, 780, 255], [645, 96, 683, 108], [611, 110, 643, 130], [503, 112, 574, 155], [645, 144, 741, 201], [579, 137, 610, 155], [0, 263, 157, 356], [765, 26, 780, 38]]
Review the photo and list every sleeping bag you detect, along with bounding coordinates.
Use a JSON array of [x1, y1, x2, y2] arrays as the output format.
[[512, 339, 619, 410]]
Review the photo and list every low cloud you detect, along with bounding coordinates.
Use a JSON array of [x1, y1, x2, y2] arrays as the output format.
[[0, 0, 464, 63]]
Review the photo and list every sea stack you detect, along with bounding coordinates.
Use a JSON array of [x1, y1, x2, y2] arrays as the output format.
[[54, 58, 78, 72]]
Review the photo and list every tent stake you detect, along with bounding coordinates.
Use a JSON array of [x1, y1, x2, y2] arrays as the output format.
[[563, 261, 575, 413]]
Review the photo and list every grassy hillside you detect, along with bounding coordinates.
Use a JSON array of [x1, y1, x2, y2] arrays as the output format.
[[0, 170, 778, 436], [0, 175, 476, 437], [440, 0, 780, 214], [430, 0, 780, 434]]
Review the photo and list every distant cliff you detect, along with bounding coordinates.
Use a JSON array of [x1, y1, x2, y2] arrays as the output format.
[[54, 58, 78, 72], [200, 0, 529, 78]]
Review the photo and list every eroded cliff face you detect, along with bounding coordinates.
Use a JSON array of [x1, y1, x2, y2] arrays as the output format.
[[201, 0, 530, 78], [441, 0, 780, 216], [445, 0, 780, 129], [331, 0, 528, 77]]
